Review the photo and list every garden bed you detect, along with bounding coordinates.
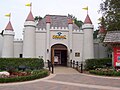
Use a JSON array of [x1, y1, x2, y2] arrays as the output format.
[[89, 68, 120, 76], [0, 69, 49, 83]]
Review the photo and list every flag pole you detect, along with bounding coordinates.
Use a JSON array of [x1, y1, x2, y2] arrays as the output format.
[[25, 3, 32, 11], [82, 6, 88, 15], [87, 6, 88, 14], [9, 13, 11, 21], [30, 3, 32, 11]]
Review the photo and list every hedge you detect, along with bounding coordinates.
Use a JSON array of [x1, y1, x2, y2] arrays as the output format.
[[84, 58, 112, 70], [0, 58, 44, 70], [89, 70, 120, 76], [0, 69, 49, 83]]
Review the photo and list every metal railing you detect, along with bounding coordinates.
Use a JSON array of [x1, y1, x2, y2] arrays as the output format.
[[47, 60, 54, 74], [47, 60, 83, 73], [70, 60, 83, 73]]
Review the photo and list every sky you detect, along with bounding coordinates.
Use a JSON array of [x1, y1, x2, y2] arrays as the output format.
[[0, 0, 102, 38]]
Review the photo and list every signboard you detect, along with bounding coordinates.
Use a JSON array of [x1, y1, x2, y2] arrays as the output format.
[[52, 32, 66, 39], [113, 47, 120, 67], [75, 52, 80, 57]]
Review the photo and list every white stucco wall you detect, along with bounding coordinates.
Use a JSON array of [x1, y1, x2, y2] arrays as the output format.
[[72, 32, 84, 62], [0, 36, 3, 57], [2, 31, 14, 58], [94, 40, 108, 58], [14, 40, 23, 58], [82, 24, 94, 60], [94, 42, 99, 58], [50, 30, 69, 48], [98, 43, 108, 58], [23, 21, 36, 58], [36, 31, 46, 61]]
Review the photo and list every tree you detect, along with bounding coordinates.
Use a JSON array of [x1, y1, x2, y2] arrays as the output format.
[[93, 30, 99, 39], [34, 16, 42, 22], [68, 14, 83, 28], [74, 19, 83, 28], [99, 0, 120, 31]]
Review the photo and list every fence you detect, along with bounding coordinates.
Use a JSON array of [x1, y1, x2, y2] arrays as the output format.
[[47, 60, 54, 74], [69, 60, 83, 73], [47, 60, 83, 73]]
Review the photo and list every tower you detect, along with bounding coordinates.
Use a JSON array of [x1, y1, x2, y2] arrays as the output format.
[[98, 26, 106, 41], [68, 18, 73, 62], [46, 15, 51, 61], [2, 21, 15, 58], [23, 11, 36, 58], [82, 14, 94, 60]]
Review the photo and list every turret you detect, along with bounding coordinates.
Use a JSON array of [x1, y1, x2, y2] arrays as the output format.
[[68, 18, 73, 61], [97, 26, 106, 41], [82, 14, 94, 60], [23, 11, 36, 58], [2, 21, 15, 58], [98, 26, 106, 36], [46, 15, 51, 60]]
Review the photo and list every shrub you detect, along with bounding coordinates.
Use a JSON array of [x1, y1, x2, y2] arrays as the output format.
[[0, 58, 44, 71], [89, 69, 120, 76], [84, 58, 112, 70], [0, 69, 49, 83]]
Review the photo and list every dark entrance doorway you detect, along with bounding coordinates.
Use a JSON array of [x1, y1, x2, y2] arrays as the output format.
[[51, 44, 67, 66]]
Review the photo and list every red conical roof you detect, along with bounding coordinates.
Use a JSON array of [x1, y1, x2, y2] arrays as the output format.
[[5, 21, 14, 31], [84, 14, 92, 24], [26, 11, 34, 21], [46, 15, 51, 23], [99, 26, 106, 33], [68, 18, 73, 24]]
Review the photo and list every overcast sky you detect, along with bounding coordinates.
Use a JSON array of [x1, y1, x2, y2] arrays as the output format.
[[0, 0, 102, 38]]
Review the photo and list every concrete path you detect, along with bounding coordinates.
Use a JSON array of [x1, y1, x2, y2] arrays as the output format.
[[54, 66, 80, 74], [0, 67, 120, 90]]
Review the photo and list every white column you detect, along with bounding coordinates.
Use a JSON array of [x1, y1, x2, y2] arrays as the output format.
[[68, 23, 73, 61], [82, 24, 94, 60], [2, 31, 15, 58], [23, 21, 36, 58], [46, 23, 50, 61]]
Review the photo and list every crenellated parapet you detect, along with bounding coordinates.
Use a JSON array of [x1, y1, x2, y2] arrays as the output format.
[[14, 38, 23, 42], [72, 29, 83, 33], [35, 28, 46, 33], [50, 27, 68, 31]]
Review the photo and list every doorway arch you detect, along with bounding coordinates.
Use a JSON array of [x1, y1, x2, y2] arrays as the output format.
[[51, 44, 68, 66]]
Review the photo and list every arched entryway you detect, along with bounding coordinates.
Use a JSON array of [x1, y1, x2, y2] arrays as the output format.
[[51, 44, 68, 66]]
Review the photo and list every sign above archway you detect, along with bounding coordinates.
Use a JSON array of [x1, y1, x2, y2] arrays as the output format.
[[52, 32, 66, 39]]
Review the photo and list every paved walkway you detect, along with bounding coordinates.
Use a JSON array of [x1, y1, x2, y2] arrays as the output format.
[[0, 67, 120, 90], [54, 66, 80, 74]]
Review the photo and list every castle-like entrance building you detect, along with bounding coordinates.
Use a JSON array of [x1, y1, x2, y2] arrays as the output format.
[[1, 11, 94, 66]]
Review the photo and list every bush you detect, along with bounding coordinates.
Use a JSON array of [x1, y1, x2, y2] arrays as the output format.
[[0, 58, 44, 71], [89, 69, 120, 76], [0, 69, 49, 83], [84, 58, 112, 70]]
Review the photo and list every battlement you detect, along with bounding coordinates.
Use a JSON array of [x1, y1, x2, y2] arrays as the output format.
[[36, 27, 83, 33], [73, 29, 83, 33], [50, 27, 68, 30], [14, 38, 23, 41], [36, 28, 46, 33]]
